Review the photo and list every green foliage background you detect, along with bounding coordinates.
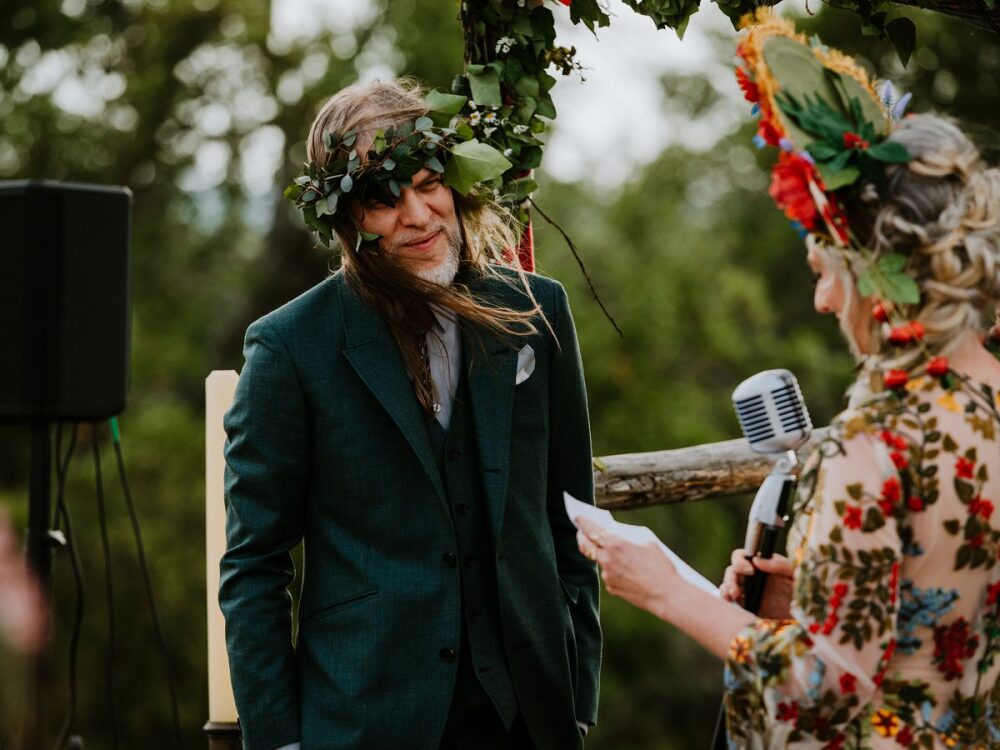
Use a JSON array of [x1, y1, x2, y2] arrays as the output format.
[[0, 0, 996, 747]]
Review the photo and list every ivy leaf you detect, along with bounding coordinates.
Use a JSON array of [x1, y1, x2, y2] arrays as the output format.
[[442, 139, 512, 195], [466, 64, 502, 108], [425, 90, 467, 126]]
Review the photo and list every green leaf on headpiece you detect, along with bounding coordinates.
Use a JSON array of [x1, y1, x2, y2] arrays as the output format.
[[817, 164, 861, 191], [426, 155, 445, 173], [340, 174, 353, 193], [442, 139, 512, 196], [342, 131, 357, 148], [316, 192, 338, 217], [858, 253, 921, 305], [765, 36, 889, 150], [467, 64, 502, 108], [382, 158, 396, 171], [323, 132, 337, 150], [868, 141, 911, 163], [414, 116, 434, 132], [389, 179, 401, 198], [359, 231, 380, 242], [879, 253, 908, 272]]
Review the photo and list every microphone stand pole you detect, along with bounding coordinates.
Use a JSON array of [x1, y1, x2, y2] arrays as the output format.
[[25, 420, 54, 749], [709, 452, 796, 750]]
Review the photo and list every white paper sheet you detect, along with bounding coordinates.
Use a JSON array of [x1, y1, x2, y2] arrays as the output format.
[[564, 492, 721, 598]]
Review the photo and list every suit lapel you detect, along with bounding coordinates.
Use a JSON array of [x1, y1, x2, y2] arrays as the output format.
[[462, 280, 519, 538], [339, 283, 447, 506]]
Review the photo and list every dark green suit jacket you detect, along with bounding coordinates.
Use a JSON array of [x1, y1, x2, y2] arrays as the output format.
[[219, 268, 601, 750]]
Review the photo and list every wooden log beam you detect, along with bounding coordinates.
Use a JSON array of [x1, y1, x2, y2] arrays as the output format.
[[593, 427, 830, 510]]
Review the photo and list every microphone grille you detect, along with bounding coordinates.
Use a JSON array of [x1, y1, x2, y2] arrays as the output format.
[[732, 369, 813, 453]]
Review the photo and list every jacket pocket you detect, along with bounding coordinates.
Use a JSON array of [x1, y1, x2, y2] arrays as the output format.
[[300, 588, 378, 625], [559, 577, 581, 605]]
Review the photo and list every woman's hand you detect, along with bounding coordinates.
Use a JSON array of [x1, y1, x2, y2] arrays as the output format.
[[719, 548, 794, 619], [576, 517, 678, 619]]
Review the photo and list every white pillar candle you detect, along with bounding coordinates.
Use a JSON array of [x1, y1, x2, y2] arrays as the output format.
[[205, 370, 240, 724]]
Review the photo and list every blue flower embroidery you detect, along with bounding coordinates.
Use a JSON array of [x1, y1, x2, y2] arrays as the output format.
[[897, 579, 959, 655]]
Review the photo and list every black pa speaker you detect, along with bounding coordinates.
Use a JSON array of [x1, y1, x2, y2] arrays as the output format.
[[0, 180, 132, 420]]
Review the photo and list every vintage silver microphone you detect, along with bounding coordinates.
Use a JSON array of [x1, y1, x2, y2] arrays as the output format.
[[731, 369, 812, 612]]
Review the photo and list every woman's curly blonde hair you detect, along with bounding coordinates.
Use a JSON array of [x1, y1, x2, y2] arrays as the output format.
[[828, 114, 1000, 400]]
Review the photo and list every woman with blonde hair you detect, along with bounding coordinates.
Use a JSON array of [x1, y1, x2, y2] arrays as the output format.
[[577, 12, 1000, 748]]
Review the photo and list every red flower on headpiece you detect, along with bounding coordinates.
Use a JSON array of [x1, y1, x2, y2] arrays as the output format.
[[769, 152, 821, 230], [758, 117, 784, 147], [735, 67, 760, 103], [843, 132, 870, 150]]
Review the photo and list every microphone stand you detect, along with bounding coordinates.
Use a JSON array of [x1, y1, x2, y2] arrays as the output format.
[[710, 451, 797, 750]]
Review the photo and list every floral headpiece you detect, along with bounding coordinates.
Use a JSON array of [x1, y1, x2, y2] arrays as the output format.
[[736, 10, 919, 311], [732, 12, 990, 393], [284, 91, 512, 248]]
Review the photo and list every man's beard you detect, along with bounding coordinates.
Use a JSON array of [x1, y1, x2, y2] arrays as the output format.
[[408, 225, 462, 287]]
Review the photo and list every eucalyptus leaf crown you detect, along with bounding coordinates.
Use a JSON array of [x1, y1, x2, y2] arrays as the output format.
[[736, 9, 919, 309], [283, 91, 512, 248]]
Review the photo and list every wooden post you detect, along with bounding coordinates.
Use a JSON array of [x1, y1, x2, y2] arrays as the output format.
[[205, 371, 240, 748]]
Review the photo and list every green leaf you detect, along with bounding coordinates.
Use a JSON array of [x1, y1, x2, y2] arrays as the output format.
[[425, 90, 467, 122], [806, 141, 840, 161], [315, 191, 337, 217], [816, 164, 861, 191], [359, 231, 380, 242], [342, 131, 357, 147], [414, 116, 433, 132], [878, 253, 908, 272], [881, 272, 921, 305], [388, 179, 401, 198], [340, 174, 353, 193], [868, 141, 911, 163], [857, 270, 877, 298], [382, 158, 396, 171], [467, 64, 502, 108], [886, 17, 917, 67], [442, 139, 512, 195], [425, 155, 445, 173]]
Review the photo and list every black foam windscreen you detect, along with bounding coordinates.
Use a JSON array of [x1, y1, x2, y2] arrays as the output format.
[[0, 180, 132, 420]]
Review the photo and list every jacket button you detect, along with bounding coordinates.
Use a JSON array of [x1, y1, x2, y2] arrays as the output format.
[[439, 647, 457, 663], [443, 552, 457, 568]]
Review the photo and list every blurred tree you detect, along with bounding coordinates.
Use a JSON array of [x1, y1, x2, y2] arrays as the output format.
[[0, 0, 996, 748]]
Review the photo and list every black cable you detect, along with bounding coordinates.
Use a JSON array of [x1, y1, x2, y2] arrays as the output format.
[[92, 425, 119, 750], [109, 419, 184, 750], [52, 423, 84, 750]]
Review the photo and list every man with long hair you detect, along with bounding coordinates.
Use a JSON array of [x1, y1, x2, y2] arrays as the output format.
[[219, 79, 601, 750]]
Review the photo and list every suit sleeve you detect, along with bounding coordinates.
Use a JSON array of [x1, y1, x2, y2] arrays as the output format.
[[219, 319, 308, 750], [546, 282, 603, 725]]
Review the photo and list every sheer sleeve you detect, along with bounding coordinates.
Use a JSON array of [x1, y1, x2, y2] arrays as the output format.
[[724, 417, 903, 748]]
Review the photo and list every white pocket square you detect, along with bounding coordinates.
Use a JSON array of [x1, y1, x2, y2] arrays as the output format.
[[515, 344, 535, 385]]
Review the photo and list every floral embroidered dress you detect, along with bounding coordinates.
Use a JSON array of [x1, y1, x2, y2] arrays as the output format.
[[724, 373, 1000, 749]]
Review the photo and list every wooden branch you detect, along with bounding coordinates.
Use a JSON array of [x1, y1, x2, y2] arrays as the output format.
[[593, 428, 830, 510]]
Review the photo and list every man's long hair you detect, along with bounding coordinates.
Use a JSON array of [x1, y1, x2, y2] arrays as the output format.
[[306, 78, 546, 415]]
